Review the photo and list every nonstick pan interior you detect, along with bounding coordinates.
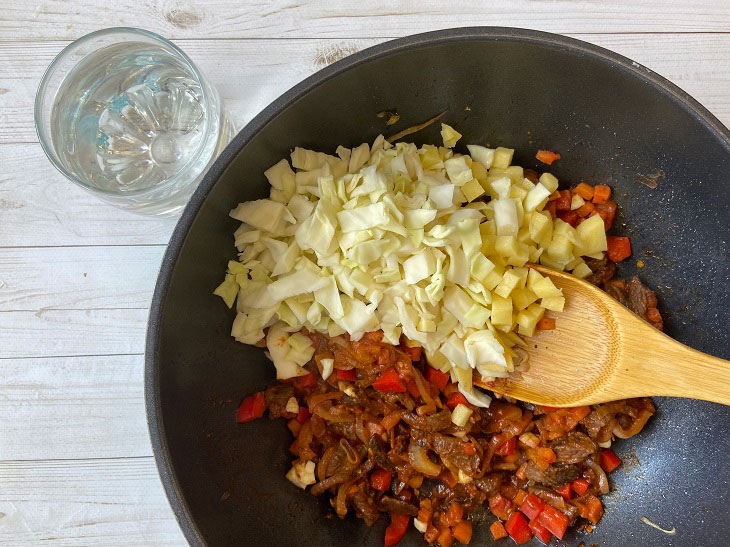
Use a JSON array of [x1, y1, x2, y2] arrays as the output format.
[[146, 27, 730, 546]]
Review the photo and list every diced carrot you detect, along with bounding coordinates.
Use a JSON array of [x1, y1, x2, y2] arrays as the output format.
[[490, 520, 508, 540], [600, 448, 622, 472], [424, 524, 440, 543], [488, 494, 514, 521], [548, 191, 561, 201], [536, 317, 556, 330], [369, 469, 392, 492], [444, 502, 464, 526], [592, 184, 612, 204], [445, 392, 469, 410], [536, 150, 561, 165], [425, 366, 449, 391], [453, 520, 473, 544], [576, 201, 595, 217], [576, 494, 604, 524], [606, 236, 632, 262], [513, 489, 528, 506], [574, 182, 594, 201], [437, 526, 453, 547]]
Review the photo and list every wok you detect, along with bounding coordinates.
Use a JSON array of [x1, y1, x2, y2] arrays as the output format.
[[146, 27, 730, 546]]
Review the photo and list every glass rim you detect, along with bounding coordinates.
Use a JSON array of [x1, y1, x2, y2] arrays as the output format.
[[35, 26, 217, 197]]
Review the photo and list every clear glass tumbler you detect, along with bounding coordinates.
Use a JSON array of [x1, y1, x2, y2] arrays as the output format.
[[35, 27, 234, 216]]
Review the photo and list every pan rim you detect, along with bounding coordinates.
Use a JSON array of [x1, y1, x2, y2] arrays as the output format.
[[144, 26, 730, 547]]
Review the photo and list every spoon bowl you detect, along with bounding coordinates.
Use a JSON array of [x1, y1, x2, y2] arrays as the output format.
[[483, 265, 730, 407]]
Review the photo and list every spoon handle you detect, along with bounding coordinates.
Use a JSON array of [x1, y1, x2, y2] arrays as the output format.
[[618, 326, 730, 405]]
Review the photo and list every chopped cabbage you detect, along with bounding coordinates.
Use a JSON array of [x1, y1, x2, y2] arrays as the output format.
[[218, 129, 588, 386]]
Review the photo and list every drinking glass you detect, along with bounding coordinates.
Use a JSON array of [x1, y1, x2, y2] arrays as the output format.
[[35, 27, 234, 216]]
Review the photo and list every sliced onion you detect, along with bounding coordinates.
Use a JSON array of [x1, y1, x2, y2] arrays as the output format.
[[408, 442, 441, 477], [585, 458, 610, 494]]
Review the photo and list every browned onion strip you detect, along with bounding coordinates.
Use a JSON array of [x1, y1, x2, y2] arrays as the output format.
[[585, 458, 610, 494], [386, 111, 447, 143], [407, 442, 441, 477], [318, 446, 338, 482], [308, 391, 344, 410], [314, 404, 354, 423], [340, 438, 360, 465], [335, 483, 349, 518], [613, 408, 653, 439], [412, 368, 434, 407]]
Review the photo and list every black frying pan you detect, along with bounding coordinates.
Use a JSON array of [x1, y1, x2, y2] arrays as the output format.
[[145, 27, 730, 546]]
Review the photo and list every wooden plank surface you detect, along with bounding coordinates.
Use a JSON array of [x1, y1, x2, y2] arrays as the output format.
[[2, 0, 730, 40], [1, 309, 147, 358], [0, 356, 149, 460], [2, 1, 730, 544], [0, 246, 164, 311], [0, 458, 185, 546]]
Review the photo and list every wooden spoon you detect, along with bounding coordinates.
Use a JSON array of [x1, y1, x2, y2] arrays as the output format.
[[482, 264, 730, 408]]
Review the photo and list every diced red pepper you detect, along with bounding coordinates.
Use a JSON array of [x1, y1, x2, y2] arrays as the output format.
[[293, 372, 317, 389], [606, 236, 632, 262], [495, 437, 516, 457], [600, 448, 622, 472], [399, 345, 422, 361], [445, 392, 469, 410], [519, 493, 545, 521], [571, 477, 590, 496], [336, 368, 357, 381], [384, 513, 409, 546], [236, 391, 266, 423], [593, 200, 617, 230], [513, 489, 528, 506], [505, 512, 533, 544], [490, 520, 508, 540], [556, 483, 572, 500], [369, 469, 392, 492], [488, 494, 514, 521], [557, 209, 579, 227], [373, 368, 406, 393], [536, 150, 561, 165], [592, 184, 612, 204], [537, 505, 569, 540], [555, 190, 571, 211], [529, 517, 553, 545], [576, 201, 595, 217], [440, 469, 458, 489], [296, 406, 311, 424], [425, 366, 449, 391], [544, 200, 557, 218]]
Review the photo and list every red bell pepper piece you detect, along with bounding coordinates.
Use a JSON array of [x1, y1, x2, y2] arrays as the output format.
[[606, 236, 632, 262], [571, 477, 590, 496], [373, 368, 406, 393], [236, 391, 266, 423], [425, 366, 449, 391], [445, 392, 468, 410], [505, 512, 533, 544], [495, 437, 516, 457], [529, 517, 553, 545], [292, 372, 317, 389], [556, 483, 572, 500], [406, 380, 421, 399], [544, 200, 557, 217], [296, 406, 311, 424], [554, 190, 571, 211], [369, 469, 392, 492], [537, 504, 569, 540], [600, 448, 622, 472], [557, 209, 579, 227], [336, 368, 357, 381], [488, 494, 514, 521], [399, 345, 422, 361], [519, 493, 545, 521], [384, 513, 409, 546]]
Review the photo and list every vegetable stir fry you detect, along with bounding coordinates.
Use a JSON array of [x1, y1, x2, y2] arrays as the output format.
[[217, 130, 661, 545]]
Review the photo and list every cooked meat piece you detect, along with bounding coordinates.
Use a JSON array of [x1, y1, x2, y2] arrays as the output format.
[[604, 281, 629, 307], [550, 432, 598, 463], [368, 435, 392, 471], [581, 410, 613, 443], [525, 461, 580, 487], [264, 383, 295, 419], [474, 474, 502, 497], [402, 409, 452, 432], [584, 256, 616, 286], [379, 496, 419, 515], [431, 433, 480, 475], [352, 489, 379, 526], [626, 276, 651, 317]]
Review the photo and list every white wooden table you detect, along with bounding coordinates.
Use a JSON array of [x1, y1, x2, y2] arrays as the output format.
[[1, 1, 729, 544]]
